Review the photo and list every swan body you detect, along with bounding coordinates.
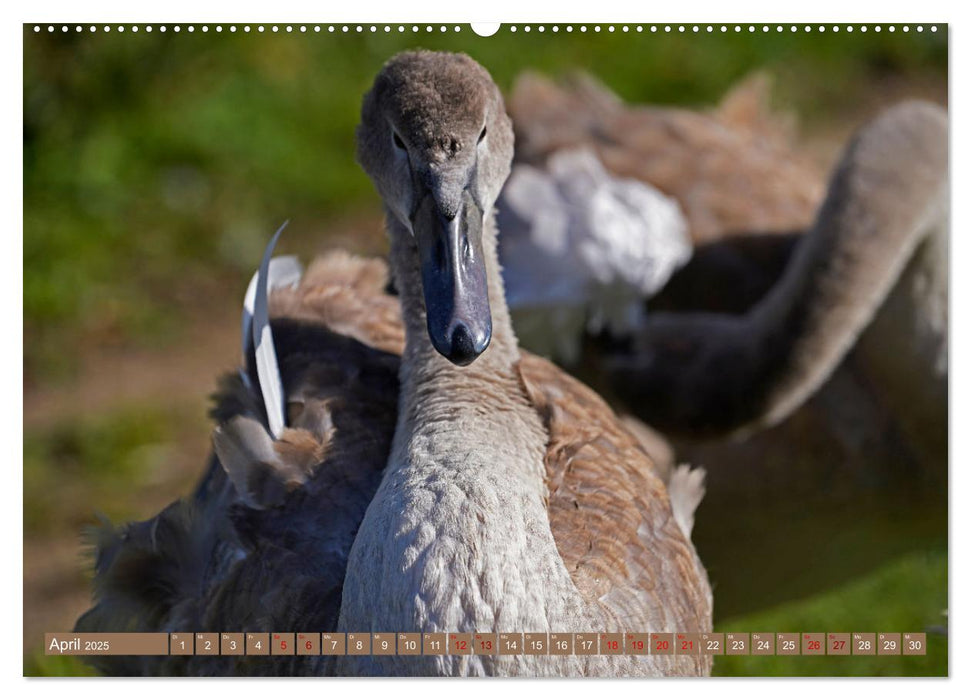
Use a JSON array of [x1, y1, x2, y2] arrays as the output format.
[[336, 218, 708, 677]]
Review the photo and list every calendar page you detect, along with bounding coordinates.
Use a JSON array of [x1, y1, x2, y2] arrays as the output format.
[[22, 17, 948, 679]]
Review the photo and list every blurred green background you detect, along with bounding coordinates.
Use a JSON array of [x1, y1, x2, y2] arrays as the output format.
[[23, 24, 947, 677]]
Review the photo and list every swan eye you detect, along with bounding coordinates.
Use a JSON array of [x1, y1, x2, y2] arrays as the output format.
[[392, 131, 406, 151], [477, 126, 487, 144]]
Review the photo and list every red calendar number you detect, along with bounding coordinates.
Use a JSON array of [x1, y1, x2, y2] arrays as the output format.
[[651, 633, 674, 656], [625, 633, 649, 656]]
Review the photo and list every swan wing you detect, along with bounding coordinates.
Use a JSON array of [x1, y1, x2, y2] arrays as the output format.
[[516, 352, 712, 674]]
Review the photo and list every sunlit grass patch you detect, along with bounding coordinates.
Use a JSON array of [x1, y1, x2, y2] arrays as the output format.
[[713, 549, 947, 676]]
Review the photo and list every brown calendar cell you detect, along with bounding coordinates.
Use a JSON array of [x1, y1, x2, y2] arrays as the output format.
[[195, 633, 219, 656], [549, 633, 573, 655], [524, 633, 548, 655], [474, 633, 497, 655], [296, 633, 320, 656], [676, 633, 700, 655], [321, 633, 346, 655], [827, 633, 851, 656], [651, 633, 674, 655], [272, 633, 294, 655], [575, 633, 598, 655], [449, 633, 472, 655], [878, 633, 901, 656], [372, 633, 395, 655], [221, 633, 244, 656], [246, 632, 269, 656], [853, 633, 876, 655], [423, 632, 447, 655], [725, 633, 749, 656], [776, 633, 799, 656], [600, 633, 624, 655], [751, 633, 774, 655], [802, 633, 824, 656], [346, 633, 371, 655], [398, 633, 421, 656], [625, 633, 648, 655], [498, 633, 523, 655], [170, 633, 194, 655], [903, 633, 927, 656], [700, 633, 724, 655]]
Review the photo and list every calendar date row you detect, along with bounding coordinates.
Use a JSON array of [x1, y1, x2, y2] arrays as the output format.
[[46, 632, 926, 656]]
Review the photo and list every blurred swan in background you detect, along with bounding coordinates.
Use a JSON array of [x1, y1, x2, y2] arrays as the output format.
[[498, 73, 824, 362], [498, 74, 946, 476]]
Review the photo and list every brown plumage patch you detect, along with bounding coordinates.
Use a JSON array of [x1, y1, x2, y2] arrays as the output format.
[[269, 251, 405, 355], [274, 427, 330, 480], [713, 72, 796, 148]]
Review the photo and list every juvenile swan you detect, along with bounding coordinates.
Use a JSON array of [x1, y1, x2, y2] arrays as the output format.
[[335, 51, 711, 676], [75, 51, 711, 677]]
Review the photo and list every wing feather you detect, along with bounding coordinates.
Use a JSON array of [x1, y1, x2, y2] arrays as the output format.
[[517, 353, 712, 675]]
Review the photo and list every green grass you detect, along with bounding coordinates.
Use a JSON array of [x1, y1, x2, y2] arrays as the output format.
[[25, 652, 98, 677], [713, 549, 948, 676], [23, 403, 207, 537]]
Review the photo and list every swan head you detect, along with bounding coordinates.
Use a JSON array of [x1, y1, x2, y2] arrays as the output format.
[[357, 50, 514, 365]]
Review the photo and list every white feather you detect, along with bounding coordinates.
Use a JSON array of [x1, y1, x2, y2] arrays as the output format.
[[498, 148, 692, 361], [241, 255, 303, 366], [666, 465, 707, 540], [247, 221, 293, 439]]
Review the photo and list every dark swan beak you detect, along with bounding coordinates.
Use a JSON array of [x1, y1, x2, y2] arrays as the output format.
[[413, 188, 492, 366]]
